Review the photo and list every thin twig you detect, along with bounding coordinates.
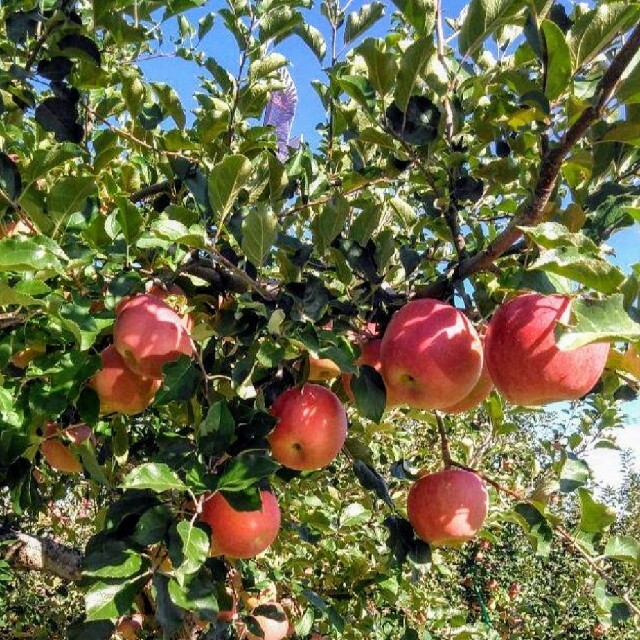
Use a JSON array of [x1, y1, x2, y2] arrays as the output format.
[[416, 22, 640, 300], [435, 412, 453, 468]]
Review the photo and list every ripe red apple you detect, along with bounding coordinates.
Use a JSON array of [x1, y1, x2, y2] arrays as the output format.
[[41, 438, 83, 474], [89, 345, 161, 415], [380, 299, 483, 410], [407, 468, 488, 546], [200, 490, 281, 559], [117, 283, 193, 331], [307, 356, 341, 381], [485, 293, 610, 405], [443, 338, 494, 413], [269, 384, 348, 470], [246, 602, 289, 640], [113, 294, 194, 378], [341, 338, 383, 402]]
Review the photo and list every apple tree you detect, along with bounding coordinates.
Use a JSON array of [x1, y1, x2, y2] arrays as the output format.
[[1, 0, 640, 638]]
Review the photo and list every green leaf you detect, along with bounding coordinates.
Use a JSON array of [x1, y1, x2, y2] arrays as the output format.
[[594, 579, 631, 624], [345, 3, 385, 44], [174, 520, 209, 582], [513, 503, 553, 556], [154, 356, 202, 405], [83, 543, 144, 579], [311, 196, 349, 253], [301, 588, 345, 633], [567, 4, 640, 70], [335, 74, 376, 112], [391, 0, 436, 35], [294, 23, 327, 61], [48, 176, 96, 230], [0, 237, 65, 273], [340, 502, 372, 527], [541, 20, 573, 100], [0, 278, 45, 307], [198, 401, 235, 457], [559, 455, 590, 493], [531, 247, 625, 294], [58, 302, 113, 351], [259, 6, 303, 42], [556, 294, 640, 349], [602, 122, 640, 146], [132, 505, 173, 546], [616, 49, 640, 104], [121, 463, 187, 493], [241, 206, 278, 266], [357, 38, 397, 97], [578, 488, 616, 533], [208, 154, 253, 227], [215, 450, 279, 492], [352, 365, 386, 423], [85, 579, 140, 621], [167, 571, 218, 618], [394, 37, 435, 112], [458, 0, 525, 57], [249, 53, 288, 82], [604, 535, 640, 563]]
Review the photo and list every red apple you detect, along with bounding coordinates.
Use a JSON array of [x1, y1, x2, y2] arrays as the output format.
[[485, 293, 610, 405], [200, 490, 281, 559], [341, 338, 383, 402], [407, 468, 488, 546], [41, 439, 83, 474], [443, 337, 494, 413], [118, 283, 193, 331], [380, 299, 483, 410], [89, 345, 161, 415], [246, 602, 289, 640], [63, 424, 95, 445], [269, 384, 347, 470], [113, 294, 194, 378]]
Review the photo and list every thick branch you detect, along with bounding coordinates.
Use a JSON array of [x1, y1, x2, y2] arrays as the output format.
[[130, 180, 174, 203], [1, 528, 82, 582], [416, 22, 640, 300], [449, 461, 640, 618], [435, 412, 452, 468]]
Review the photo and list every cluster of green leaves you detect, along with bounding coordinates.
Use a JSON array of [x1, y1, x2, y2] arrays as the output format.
[[1, 0, 640, 638]]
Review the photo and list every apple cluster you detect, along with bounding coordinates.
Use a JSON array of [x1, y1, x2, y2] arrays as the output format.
[[198, 292, 611, 560], [89, 285, 194, 416]]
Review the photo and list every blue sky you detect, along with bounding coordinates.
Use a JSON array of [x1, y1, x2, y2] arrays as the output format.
[[139, 1, 639, 480]]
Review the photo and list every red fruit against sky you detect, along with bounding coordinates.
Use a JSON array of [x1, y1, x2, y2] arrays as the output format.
[[380, 299, 483, 410], [89, 345, 161, 415], [200, 490, 281, 559], [269, 384, 348, 471], [407, 468, 488, 546], [246, 602, 289, 640], [113, 294, 194, 378], [485, 293, 610, 405]]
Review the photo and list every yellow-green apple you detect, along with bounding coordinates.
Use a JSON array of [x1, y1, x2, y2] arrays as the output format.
[[380, 299, 483, 410], [443, 336, 493, 413], [246, 602, 289, 640], [407, 468, 488, 546], [269, 384, 347, 470], [89, 345, 161, 415], [307, 356, 341, 381], [200, 490, 281, 559], [485, 293, 610, 405], [40, 438, 83, 474], [341, 338, 383, 402], [113, 294, 194, 378]]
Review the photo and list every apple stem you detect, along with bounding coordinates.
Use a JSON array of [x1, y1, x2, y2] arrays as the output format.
[[435, 413, 453, 469], [449, 460, 640, 618]]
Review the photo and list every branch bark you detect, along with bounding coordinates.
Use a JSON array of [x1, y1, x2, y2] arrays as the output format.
[[416, 22, 640, 300], [1, 528, 82, 582]]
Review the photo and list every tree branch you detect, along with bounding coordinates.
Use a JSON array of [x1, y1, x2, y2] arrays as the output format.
[[416, 22, 640, 300], [435, 412, 452, 468], [130, 180, 174, 203], [1, 528, 82, 582]]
